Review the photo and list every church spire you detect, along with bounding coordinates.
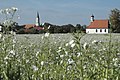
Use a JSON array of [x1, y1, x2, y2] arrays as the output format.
[[36, 12, 40, 26], [91, 14, 94, 22]]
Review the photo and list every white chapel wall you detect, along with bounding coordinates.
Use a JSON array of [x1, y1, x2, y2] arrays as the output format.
[[86, 29, 108, 34]]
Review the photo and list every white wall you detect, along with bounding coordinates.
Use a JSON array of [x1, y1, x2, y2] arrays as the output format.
[[86, 29, 108, 34]]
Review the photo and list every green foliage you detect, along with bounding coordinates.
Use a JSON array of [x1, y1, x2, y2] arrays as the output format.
[[43, 23, 76, 33], [0, 33, 120, 80], [75, 24, 86, 33], [16, 28, 25, 34], [109, 8, 120, 33]]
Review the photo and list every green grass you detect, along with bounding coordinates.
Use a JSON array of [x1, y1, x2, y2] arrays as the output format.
[[0, 33, 120, 80]]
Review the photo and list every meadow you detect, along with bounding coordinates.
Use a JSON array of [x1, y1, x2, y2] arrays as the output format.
[[0, 33, 120, 80], [16, 33, 120, 44]]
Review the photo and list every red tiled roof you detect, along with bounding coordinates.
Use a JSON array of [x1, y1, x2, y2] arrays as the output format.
[[87, 20, 109, 29], [24, 24, 35, 29], [34, 26, 44, 30], [24, 24, 44, 31]]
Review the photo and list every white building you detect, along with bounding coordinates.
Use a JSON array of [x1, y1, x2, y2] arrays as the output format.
[[86, 15, 109, 34], [0, 25, 2, 32]]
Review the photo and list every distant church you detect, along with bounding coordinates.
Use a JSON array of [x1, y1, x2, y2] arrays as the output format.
[[86, 15, 109, 34], [24, 12, 44, 31], [36, 12, 40, 26]]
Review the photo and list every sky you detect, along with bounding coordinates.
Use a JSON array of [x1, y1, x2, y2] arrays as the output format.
[[0, 0, 120, 25]]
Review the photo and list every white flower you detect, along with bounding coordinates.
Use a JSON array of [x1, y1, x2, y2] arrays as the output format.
[[9, 50, 15, 55], [10, 31, 16, 35], [104, 78, 107, 80], [92, 40, 99, 44], [77, 52, 82, 57], [114, 62, 118, 67], [67, 65, 72, 71], [5, 8, 10, 14], [26, 60, 29, 63], [4, 56, 9, 60], [10, 31, 13, 34], [5, 8, 9, 12], [60, 60, 63, 64], [68, 40, 76, 48], [41, 61, 44, 66], [99, 40, 102, 43], [68, 59, 74, 64], [13, 39, 16, 43], [60, 55, 64, 58], [65, 51, 68, 55], [113, 58, 118, 62], [42, 23, 44, 26], [32, 65, 38, 71], [71, 43, 75, 48], [44, 33, 50, 37], [41, 36, 44, 39], [103, 47, 106, 51], [0, 9, 6, 14], [69, 40, 74, 45], [65, 43, 69, 46], [92, 40, 103, 44], [58, 47, 62, 49], [11, 7, 18, 11], [36, 51, 39, 56], [57, 50, 61, 53], [117, 53, 120, 57], [48, 25, 51, 29], [56, 57, 59, 59], [54, 41, 57, 44], [83, 42, 89, 49]]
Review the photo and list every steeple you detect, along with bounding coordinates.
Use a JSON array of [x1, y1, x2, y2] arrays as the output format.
[[91, 14, 94, 22], [36, 12, 40, 26]]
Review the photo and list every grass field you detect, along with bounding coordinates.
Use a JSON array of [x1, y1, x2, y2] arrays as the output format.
[[0, 33, 120, 80], [15, 33, 73, 45], [15, 33, 120, 44]]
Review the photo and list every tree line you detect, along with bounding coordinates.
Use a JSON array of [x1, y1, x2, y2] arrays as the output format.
[[15, 23, 86, 34]]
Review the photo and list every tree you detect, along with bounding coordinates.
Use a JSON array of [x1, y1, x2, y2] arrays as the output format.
[[76, 24, 82, 31], [75, 24, 86, 33], [16, 28, 25, 34], [109, 8, 120, 33], [82, 25, 86, 32]]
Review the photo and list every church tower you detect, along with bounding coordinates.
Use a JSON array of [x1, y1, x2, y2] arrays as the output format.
[[36, 12, 40, 26], [91, 14, 94, 22]]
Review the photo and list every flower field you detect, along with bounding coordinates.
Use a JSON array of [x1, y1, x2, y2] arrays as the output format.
[[16, 33, 120, 44], [0, 33, 120, 80]]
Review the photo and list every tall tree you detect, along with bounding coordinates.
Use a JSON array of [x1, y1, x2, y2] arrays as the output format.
[[109, 8, 120, 32], [76, 24, 81, 30]]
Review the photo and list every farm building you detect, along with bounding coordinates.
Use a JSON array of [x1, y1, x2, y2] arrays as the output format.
[[19, 12, 44, 33], [86, 15, 109, 34], [23, 24, 44, 33]]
